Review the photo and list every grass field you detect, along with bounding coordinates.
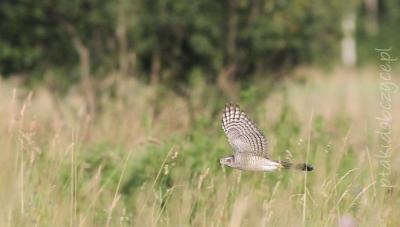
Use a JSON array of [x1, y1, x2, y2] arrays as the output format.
[[0, 67, 399, 226]]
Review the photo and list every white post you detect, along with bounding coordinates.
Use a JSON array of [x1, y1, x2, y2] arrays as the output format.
[[341, 13, 357, 67]]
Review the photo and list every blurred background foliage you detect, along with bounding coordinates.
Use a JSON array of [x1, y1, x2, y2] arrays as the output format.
[[0, 0, 399, 88]]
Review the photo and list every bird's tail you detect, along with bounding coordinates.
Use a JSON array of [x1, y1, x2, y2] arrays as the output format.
[[279, 161, 314, 171]]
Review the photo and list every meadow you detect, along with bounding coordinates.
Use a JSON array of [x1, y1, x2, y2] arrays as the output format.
[[0, 67, 398, 227]]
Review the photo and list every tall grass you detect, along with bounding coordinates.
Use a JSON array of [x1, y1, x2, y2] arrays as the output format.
[[0, 67, 398, 226]]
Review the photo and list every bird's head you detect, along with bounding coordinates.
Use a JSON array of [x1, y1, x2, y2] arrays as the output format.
[[220, 155, 235, 167]]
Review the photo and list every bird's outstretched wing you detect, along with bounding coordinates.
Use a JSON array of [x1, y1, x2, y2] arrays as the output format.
[[222, 103, 268, 158]]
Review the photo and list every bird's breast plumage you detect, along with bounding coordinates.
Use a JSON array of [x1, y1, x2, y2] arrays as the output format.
[[234, 155, 280, 171]]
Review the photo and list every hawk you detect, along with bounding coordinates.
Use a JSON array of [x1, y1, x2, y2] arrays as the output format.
[[220, 103, 313, 172]]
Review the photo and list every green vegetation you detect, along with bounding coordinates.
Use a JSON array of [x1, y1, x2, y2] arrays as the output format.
[[0, 0, 399, 226], [1, 0, 399, 86], [0, 68, 399, 226]]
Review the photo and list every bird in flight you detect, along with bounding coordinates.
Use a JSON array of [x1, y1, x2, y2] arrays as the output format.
[[220, 103, 313, 172]]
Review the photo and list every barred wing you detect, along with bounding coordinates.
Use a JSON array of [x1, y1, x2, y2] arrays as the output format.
[[221, 103, 268, 158]]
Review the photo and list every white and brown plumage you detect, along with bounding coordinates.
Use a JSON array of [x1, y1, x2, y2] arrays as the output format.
[[220, 103, 313, 172]]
